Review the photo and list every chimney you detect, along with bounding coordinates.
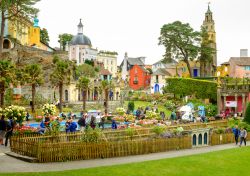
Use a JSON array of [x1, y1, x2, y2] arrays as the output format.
[[240, 49, 248, 57]]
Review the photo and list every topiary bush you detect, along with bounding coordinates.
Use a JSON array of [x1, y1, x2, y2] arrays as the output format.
[[128, 101, 135, 112], [244, 103, 250, 124]]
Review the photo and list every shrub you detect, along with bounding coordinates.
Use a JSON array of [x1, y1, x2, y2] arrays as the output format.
[[128, 101, 135, 112], [152, 126, 166, 137], [244, 103, 250, 124], [125, 128, 136, 140]]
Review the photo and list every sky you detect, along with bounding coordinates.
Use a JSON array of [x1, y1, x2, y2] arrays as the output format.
[[35, 0, 250, 65]]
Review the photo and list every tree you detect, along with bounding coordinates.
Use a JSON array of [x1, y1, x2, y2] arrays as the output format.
[[199, 27, 215, 77], [23, 64, 44, 113], [50, 57, 73, 112], [244, 103, 250, 124], [0, 0, 40, 54], [0, 60, 16, 107], [58, 33, 73, 51], [75, 64, 96, 79], [159, 21, 200, 77], [40, 28, 50, 45], [76, 76, 90, 111]]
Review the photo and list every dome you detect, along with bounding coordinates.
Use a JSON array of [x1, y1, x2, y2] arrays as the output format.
[[70, 34, 92, 46]]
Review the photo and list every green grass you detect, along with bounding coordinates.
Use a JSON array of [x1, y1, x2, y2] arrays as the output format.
[[2, 146, 250, 176], [125, 100, 171, 117]]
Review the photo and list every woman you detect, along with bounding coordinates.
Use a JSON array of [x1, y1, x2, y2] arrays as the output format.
[[0, 116, 6, 145], [90, 115, 96, 129], [239, 127, 247, 147]]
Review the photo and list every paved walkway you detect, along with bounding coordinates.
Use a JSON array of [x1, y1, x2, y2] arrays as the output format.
[[0, 142, 248, 173]]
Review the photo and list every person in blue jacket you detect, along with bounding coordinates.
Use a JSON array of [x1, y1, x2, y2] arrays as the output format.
[[111, 119, 117, 129], [37, 120, 46, 134], [232, 125, 240, 145], [69, 119, 77, 132]]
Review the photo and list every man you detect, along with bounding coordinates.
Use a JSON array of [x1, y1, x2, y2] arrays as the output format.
[[239, 127, 247, 147], [5, 117, 15, 147], [77, 114, 86, 132], [232, 125, 240, 145]]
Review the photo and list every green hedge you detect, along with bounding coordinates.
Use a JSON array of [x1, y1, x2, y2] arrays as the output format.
[[164, 78, 217, 101]]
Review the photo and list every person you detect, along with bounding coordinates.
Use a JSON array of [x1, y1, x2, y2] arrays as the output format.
[[239, 128, 247, 147], [65, 119, 71, 133], [111, 119, 117, 129], [0, 116, 6, 145], [37, 120, 46, 134], [90, 115, 96, 129], [135, 108, 141, 120], [96, 113, 101, 127], [26, 112, 30, 122], [160, 111, 165, 121], [69, 119, 77, 132], [5, 117, 15, 147], [78, 114, 86, 132], [170, 111, 176, 121], [232, 125, 240, 145], [99, 115, 105, 130]]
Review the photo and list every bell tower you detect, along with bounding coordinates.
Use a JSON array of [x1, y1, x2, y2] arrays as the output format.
[[202, 3, 217, 71]]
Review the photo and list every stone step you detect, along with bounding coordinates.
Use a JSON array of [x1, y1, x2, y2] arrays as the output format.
[[5, 151, 38, 163]]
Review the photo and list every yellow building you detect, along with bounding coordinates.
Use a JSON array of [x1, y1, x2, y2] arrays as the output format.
[[2, 17, 54, 52], [216, 62, 230, 77], [177, 60, 200, 78]]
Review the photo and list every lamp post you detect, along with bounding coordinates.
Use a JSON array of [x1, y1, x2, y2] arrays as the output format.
[[216, 71, 222, 114]]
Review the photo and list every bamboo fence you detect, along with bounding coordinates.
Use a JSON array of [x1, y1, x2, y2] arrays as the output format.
[[9, 120, 231, 162]]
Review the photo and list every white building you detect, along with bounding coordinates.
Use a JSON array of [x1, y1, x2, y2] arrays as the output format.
[[152, 59, 177, 72], [96, 51, 118, 78], [151, 68, 172, 94], [68, 19, 97, 65]]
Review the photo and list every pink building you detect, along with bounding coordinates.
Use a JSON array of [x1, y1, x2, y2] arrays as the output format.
[[229, 57, 250, 78]]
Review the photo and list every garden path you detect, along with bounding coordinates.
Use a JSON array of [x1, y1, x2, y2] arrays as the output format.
[[0, 142, 248, 173]]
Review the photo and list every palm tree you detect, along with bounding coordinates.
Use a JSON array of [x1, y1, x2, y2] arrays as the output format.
[[101, 80, 114, 114], [23, 64, 44, 113], [101, 80, 109, 114], [76, 76, 90, 111], [50, 57, 73, 112], [0, 60, 16, 107]]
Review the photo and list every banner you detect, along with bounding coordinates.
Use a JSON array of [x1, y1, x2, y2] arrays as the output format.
[[225, 101, 237, 107], [13, 88, 21, 95]]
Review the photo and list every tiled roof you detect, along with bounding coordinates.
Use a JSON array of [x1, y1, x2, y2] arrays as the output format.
[[100, 69, 112, 75], [229, 57, 250, 66], [152, 68, 171, 76], [127, 57, 145, 65]]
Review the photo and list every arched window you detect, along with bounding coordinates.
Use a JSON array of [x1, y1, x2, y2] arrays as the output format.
[[198, 134, 202, 145], [65, 90, 68, 101], [3, 39, 11, 49], [193, 134, 197, 146], [204, 133, 208, 145]]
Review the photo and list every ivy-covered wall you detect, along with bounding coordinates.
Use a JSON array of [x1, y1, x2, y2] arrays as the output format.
[[164, 78, 217, 101]]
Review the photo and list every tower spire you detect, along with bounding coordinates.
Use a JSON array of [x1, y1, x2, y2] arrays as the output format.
[[77, 19, 83, 34], [207, 2, 211, 13]]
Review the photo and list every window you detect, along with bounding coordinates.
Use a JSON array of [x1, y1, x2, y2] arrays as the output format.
[[156, 75, 159, 83], [133, 76, 138, 84], [135, 68, 138, 74], [111, 60, 113, 65], [245, 66, 250, 71], [193, 134, 197, 146], [198, 134, 202, 145], [204, 133, 208, 145]]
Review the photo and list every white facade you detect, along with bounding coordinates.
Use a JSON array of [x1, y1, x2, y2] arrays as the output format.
[[150, 74, 166, 94], [97, 53, 117, 78], [69, 45, 97, 65]]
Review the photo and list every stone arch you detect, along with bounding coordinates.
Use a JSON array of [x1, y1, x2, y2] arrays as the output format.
[[193, 134, 197, 146], [198, 134, 202, 145], [3, 39, 11, 49], [204, 132, 208, 145]]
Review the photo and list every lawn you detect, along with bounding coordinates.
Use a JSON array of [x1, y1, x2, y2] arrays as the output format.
[[125, 100, 171, 117], [1, 146, 250, 176]]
